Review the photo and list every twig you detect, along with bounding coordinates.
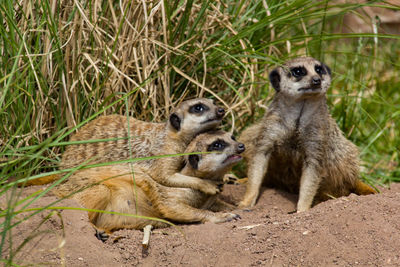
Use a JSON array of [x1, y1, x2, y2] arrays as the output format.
[[142, 225, 153, 249], [238, 224, 262, 230]]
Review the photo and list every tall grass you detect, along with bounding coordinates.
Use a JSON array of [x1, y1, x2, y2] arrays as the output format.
[[1, 0, 399, 265]]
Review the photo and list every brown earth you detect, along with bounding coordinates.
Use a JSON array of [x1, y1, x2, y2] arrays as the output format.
[[2, 182, 400, 266], [338, 0, 400, 34]]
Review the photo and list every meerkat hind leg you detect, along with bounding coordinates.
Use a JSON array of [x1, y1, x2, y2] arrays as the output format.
[[94, 228, 111, 242], [209, 198, 236, 212]]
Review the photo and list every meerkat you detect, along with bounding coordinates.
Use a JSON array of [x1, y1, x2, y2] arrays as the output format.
[[54, 130, 245, 234], [58, 98, 225, 194], [139, 130, 245, 225], [238, 57, 376, 212]]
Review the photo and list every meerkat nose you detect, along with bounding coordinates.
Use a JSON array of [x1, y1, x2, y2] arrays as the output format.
[[312, 76, 321, 85], [237, 143, 245, 153], [217, 107, 225, 118]]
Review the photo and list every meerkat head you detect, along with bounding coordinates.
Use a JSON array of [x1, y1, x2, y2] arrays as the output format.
[[183, 130, 245, 180], [268, 57, 331, 99], [168, 98, 225, 138]]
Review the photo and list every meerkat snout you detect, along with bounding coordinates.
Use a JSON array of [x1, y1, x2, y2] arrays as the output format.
[[216, 107, 225, 118], [237, 143, 245, 153], [222, 141, 245, 165], [311, 76, 321, 86]]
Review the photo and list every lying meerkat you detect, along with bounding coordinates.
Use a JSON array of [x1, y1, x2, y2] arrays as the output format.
[[59, 98, 225, 194], [238, 57, 376, 212], [139, 130, 245, 225], [54, 130, 245, 233]]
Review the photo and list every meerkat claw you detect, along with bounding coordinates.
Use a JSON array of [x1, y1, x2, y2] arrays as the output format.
[[95, 230, 109, 242]]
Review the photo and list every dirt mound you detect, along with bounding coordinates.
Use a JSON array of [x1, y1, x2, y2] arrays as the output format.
[[2, 183, 400, 266]]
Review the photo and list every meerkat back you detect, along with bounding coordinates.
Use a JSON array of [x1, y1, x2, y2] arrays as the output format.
[[60, 115, 165, 170]]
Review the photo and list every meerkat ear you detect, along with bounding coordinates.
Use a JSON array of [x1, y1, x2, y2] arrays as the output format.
[[323, 63, 331, 75], [169, 113, 181, 131], [188, 154, 200, 169], [269, 68, 281, 92]]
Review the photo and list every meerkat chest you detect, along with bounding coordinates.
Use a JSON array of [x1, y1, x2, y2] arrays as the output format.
[[274, 134, 305, 163], [267, 133, 305, 190], [277, 100, 325, 148]]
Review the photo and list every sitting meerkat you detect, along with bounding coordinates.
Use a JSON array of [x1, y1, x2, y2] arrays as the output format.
[[238, 57, 376, 212], [59, 98, 225, 194], [54, 130, 245, 233]]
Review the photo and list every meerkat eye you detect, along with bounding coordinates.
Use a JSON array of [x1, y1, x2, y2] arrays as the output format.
[[189, 103, 209, 114], [315, 65, 326, 75], [290, 67, 307, 77], [207, 139, 228, 151]]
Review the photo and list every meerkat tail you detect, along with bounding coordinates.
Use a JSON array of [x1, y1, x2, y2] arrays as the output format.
[[17, 174, 59, 186], [353, 180, 377, 195]]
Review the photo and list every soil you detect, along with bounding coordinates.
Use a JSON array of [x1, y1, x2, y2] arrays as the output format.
[[2, 182, 400, 267]]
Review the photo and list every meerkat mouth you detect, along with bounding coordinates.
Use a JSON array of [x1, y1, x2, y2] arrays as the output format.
[[298, 87, 321, 93], [223, 154, 242, 164], [201, 116, 223, 124]]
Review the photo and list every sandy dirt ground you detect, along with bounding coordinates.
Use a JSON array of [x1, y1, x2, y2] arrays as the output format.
[[2, 182, 400, 267]]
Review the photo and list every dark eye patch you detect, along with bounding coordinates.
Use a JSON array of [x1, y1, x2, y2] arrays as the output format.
[[189, 103, 209, 114], [207, 139, 228, 151], [315, 65, 326, 75], [290, 66, 307, 78]]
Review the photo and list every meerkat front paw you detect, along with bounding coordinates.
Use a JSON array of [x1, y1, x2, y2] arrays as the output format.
[[196, 180, 221, 195], [223, 173, 248, 185], [224, 213, 241, 221], [205, 213, 241, 223], [238, 194, 257, 209]]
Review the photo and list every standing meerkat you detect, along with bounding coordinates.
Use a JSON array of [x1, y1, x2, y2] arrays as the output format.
[[238, 57, 376, 212], [60, 98, 225, 194], [54, 130, 245, 233]]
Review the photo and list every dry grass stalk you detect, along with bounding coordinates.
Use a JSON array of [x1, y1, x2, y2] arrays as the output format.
[[11, 0, 259, 140]]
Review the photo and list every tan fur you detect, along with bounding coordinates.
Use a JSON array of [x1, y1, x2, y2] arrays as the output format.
[[54, 167, 168, 232], [54, 131, 244, 232], [238, 57, 376, 212], [60, 98, 225, 194]]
